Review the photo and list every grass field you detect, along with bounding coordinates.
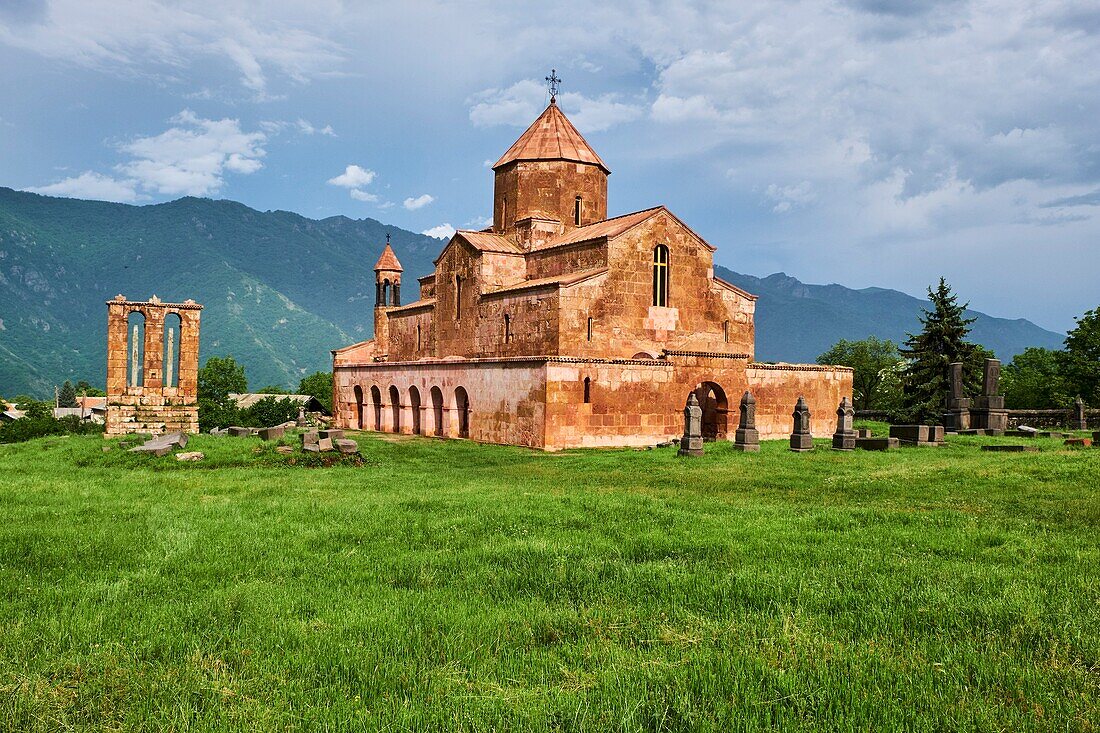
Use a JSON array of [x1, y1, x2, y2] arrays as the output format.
[[1, 427, 1098, 731]]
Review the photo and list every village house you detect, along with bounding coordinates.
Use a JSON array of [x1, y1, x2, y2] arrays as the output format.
[[332, 93, 851, 449]]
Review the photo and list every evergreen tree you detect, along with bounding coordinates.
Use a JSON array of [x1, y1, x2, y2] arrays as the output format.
[[899, 278, 982, 422], [57, 380, 77, 408]]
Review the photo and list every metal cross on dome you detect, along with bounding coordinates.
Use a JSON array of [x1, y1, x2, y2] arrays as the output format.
[[545, 69, 561, 102]]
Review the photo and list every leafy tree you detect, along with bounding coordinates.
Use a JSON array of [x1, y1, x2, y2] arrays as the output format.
[[1002, 347, 1071, 409], [899, 278, 983, 422], [198, 356, 248, 431], [256, 385, 290, 395], [817, 337, 902, 411], [75, 380, 106, 397], [298, 371, 333, 414], [240, 396, 301, 428], [10, 394, 40, 408], [57, 381, 77, 408], [1061, 306, 1100, 405], [22, 400, 53, 419]]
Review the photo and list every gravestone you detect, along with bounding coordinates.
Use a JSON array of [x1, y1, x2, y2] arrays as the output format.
[[320, 429, 344, 440], [678, 394, 704, 457], [334, 439, 359, 454], [942, 361, 971, 432], [732, 391, 760, 452], [296, 407, 308, 428], [856, 437, 899, 451], [982, 445, 1039, 453], [227, 426, 250, 437], [971, 359, 1007, 434], [889, 424, 945, 447], [789, 396, 813, 452], [1072, 397, 1088, 430], [258, 426, 285, 441], [300, 430, 319, 447], [831, 397, 855, 451]]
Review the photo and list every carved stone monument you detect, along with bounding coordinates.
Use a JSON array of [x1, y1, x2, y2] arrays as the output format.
[[789, 396, 814, 452], [942, 361, 971, 432], [105, 294, 202, 436], [678, 393, 704, 457], [831, 396, 855, 451], [1072, 396, 1088, 431], [971, 358, 1007, 434], [733, 391, 760, 452]]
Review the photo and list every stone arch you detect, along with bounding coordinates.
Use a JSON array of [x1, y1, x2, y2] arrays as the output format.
[[632, 351, 657, 360], [126, 310, 146, 388], [408, 385, 422, 435], [381, 279, 391, 307], [353, 385, 364, 429], [691, 381, 729, 441], [583, 376, 592, 404], [388, 385, 401, 433], [162, 312, 182, 389], [454, 386, 470, 439], [430, 386, 445, 436], [370, 385, 383, 431]]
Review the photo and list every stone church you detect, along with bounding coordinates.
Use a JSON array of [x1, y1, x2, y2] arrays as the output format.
[[332, 97, 851, 449]]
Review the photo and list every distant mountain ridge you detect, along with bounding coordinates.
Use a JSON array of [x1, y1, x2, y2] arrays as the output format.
[[0, 187, 1064, 397]]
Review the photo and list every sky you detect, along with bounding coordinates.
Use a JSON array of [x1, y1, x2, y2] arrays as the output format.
[[2, 0, 1098, 333]]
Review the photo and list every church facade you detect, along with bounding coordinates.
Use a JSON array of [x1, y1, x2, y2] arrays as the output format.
[[331, 100, 851, 449]]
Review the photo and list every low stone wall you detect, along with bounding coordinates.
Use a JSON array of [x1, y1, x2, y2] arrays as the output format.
[[854, 409, 1098, 429]]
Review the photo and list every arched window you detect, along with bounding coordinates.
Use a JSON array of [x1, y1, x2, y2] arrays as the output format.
[[587, 316, 593, 341], [583, 377, 591, 404], [454, 276, 463, 320], [126, 311, 146, 388], [652, 245, 670, 307], [381, 279, 391, 307], [416, 323, 422, 351], [504, 314, 511, 343], [723, 320, 730, 343], [163, 312, 182, 389], [574, 195, 582, 226]]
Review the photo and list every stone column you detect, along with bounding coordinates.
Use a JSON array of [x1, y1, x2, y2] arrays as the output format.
[[733, 391, 759, 452], [678, 394, 704, 457], [790, 396, 813, 452], [177, 308, 202, 399], [105, 300, 129, 396], [832, 396, 855, 451]]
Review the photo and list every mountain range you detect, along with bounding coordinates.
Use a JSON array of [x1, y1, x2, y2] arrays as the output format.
[[0, 187, 1064, 397]]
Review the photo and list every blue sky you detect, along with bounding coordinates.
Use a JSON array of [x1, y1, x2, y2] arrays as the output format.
[[2, 0, 1098, 333]]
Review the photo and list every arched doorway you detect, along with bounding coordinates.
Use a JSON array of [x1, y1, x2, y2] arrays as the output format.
[[370, 386, 382, 431], [353, 385, 364, 429], [430, 386, 444, 436], [692, 382, 729, 441], [389, 385, 401, 433], [408, 386, 422, 435], [454, 386, 470, 439]]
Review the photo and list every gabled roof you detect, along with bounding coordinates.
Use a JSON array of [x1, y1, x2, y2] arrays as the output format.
[[374, 243, 403, 272], [484, 267, 608, 297], [434, 230, 525, 264], [493, 101, 609, 173], [532, 207, 661, 251]]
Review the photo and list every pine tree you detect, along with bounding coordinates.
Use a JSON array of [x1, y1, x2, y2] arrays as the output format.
[[57, 380, 77, 409], [900, 278, 982, 422]]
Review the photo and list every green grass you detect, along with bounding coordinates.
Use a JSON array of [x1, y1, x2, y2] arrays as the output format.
[[1, 427, 1098, 731]]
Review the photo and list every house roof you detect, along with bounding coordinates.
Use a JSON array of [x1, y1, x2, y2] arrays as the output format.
[[373, 244, 403, 272], [434, 230, 525, 264], [493, 101, 609, 173], [484, 267, 608, 297]]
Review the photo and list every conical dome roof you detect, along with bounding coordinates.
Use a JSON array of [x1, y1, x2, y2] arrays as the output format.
[[492, 101, 609, 173], [373, 243, 403, 272]]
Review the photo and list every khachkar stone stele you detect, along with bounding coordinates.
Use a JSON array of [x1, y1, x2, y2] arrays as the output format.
[[943, 361, 971, 432], [789, 396, 814, 452], [678, 393, 704, 457], [105, 294, 203, 436], [1072, 396, 1088, 431], [733, 391, 760, 452], [832, 396, 856, 451], [971, 358, 1007, 434]]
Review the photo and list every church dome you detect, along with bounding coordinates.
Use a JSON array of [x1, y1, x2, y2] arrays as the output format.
[[492, 101, 609, 174]]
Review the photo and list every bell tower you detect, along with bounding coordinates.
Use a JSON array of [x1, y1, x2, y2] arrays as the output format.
[[491, 71, 609, 247], [373, 235, 403, 352]]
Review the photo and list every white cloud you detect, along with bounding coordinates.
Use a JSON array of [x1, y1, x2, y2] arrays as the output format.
[[422, 223, 456, 239], [469, 79, 642, 132], [114, 109, 266, 196], [327, 164, 375, 188], [25, 171, 140, 203], [466, 215, 493, 228], [765, 182, 816, 214], [349, 189, 378, 203], [403, 194, 434, 210], [296, 119, 335, 136]]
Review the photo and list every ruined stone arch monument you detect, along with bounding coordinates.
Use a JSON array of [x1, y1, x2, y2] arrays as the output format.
[[105, 294, 203, 436]]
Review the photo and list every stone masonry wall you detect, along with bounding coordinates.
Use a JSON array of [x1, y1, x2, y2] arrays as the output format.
[[495, 160, 607, 235]]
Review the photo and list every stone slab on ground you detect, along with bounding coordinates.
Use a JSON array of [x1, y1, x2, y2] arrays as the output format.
[[129, 443, 171, 457], [302, 443, 320, 453], [160, 432, 188, 448], [300, 430, 319, 446], [982, 445, 1040, 452], [334, 439, 359, 454], [320, 429, 344, 440], [955, 429, 1004, 436], [276, 445, 294, 455], [1039, 431, 1071, 438], [257, 426, 285, 441], [1064, 438, 1093, 447], [1005, 430, 1039, 438], [856, 437, 899, 451], [317, 437, 334, 452], [227, 426, 251, 437], [175, 451, 204, 461]]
